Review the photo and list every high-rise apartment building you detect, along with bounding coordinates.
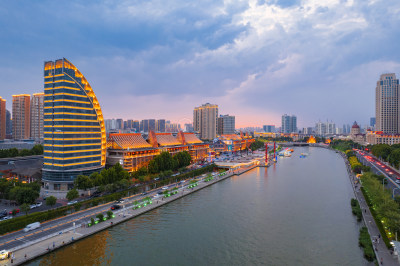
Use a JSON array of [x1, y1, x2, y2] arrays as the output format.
[[140, 119, 149, 132], [184, 123, 194, 132], [263, 125, 275, 133], [193, 103, 218, 140], [30, 92, 44, 140], [148, 119, 156, 132], [126, 119, 134, 129], [6, 109, 11, 138], [116, 118, 124, 130], [0, 97, 6, 140], [132, 120, 140, 132], [217, 115, 235, 135], [370, 117, 376, 128], [281, 114, 297, 133], [43, 58, 106, 190], [376, 73, 400, 134], [12, 94, 30, 140], [156, 119, 166, 132]]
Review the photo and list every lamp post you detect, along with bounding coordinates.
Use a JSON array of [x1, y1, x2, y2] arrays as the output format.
[[393, 188, 400, 199]]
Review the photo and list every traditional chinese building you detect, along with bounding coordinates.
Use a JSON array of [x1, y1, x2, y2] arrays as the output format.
[[106, 131, 209, 172]]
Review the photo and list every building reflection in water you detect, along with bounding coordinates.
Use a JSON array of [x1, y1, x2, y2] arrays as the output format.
[[39, 230, 112, 265]]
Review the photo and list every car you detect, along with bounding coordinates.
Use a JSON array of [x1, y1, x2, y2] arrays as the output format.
[[141, 192, 148, 196], [116, 199, 125, 203], [30, 204, 37, 209], [9, 209, 20, 215], [23, 222, 41, 232], [36, 202, 42, 207], [0, 216, 12, 221], [67, 200, 78, 205], [111, 205, 122, 210], [396, 180, 400, 184], [162, 186, 168, 190]]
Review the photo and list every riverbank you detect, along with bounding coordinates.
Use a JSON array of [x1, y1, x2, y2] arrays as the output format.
[[336, 149, 398, 265], [1, 164, 259, 266]]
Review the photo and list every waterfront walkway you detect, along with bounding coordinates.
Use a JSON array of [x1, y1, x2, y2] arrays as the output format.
[[340, 151, 398, 265]]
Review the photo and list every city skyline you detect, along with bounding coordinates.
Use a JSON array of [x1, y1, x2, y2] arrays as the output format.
[[1, 1, 399, 127]]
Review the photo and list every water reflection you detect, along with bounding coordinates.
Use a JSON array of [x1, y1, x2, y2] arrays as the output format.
[[30, 147, 365, 266]]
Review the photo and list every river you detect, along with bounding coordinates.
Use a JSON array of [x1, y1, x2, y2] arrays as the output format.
[[28, 147, 366, 265]]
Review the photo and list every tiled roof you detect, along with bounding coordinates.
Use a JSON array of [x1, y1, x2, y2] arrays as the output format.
[[183, 133, 203, 144], [220, 134, 242, 141], [109, 133, 151, 149], [156, 133, 181, 146]]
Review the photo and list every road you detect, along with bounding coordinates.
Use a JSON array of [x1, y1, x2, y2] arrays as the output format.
[[0, 178, 202, 252], [354, 149, 400, 197]]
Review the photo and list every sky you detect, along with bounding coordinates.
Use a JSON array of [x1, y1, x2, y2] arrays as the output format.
[[1, 0, 400, 128]]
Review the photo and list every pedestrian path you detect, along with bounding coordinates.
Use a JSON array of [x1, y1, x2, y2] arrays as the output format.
[[339, 151, 398, 265]]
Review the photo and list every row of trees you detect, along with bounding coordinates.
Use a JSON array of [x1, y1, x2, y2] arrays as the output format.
[[362, 172, 400, 240], [148, 151, 191, 174], [370, 144, 400, 168], [0, 144, 43, 158], [249, 140, 264, 151], [74, 163, 130, 191]]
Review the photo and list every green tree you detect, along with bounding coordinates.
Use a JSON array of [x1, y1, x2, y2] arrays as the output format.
[[371, 144, 392, 161], [9, 187, 39, 205], [46, 196, 57, 207], [389, 148, 400, 168], [74, 202, 82, 212], [31, 144, 44, 155], [107, 211, 113, 219], [20, 203, 30, 215], [74, 175, 93, 190], [96, 213, 104, 222], [66, 189, 79, 201]]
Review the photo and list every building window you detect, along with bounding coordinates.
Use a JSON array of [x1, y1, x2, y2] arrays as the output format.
[[54, 184, 61, 190]]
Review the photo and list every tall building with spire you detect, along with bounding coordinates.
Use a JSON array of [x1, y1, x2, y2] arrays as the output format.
[[43, 58, 106, 191], [30, 92, 44, 140], [12, 94, 30, 140], [193, 103, 218, 140], [375, 73, 400, 134]]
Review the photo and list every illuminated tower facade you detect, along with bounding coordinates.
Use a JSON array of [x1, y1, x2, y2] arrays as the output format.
[[43, 58, 106, 190]]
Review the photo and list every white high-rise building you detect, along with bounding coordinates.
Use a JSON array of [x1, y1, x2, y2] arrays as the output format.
[[376, 73, 400, 134]]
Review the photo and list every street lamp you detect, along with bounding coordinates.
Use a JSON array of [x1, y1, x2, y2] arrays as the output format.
[[393, 188, 400, 199]]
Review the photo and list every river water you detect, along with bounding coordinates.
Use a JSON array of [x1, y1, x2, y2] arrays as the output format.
[[29, 147, 365, 265]]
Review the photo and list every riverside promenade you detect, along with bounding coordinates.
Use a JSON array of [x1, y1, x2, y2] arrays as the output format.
[[0, 164, 259, 266], [338, 150, 398, 265]]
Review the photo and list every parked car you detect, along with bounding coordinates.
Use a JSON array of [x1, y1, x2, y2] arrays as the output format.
[[23, 222, 41, 232], [67, 200, 78, 205], [29, 204, 37, 210], [36, 202, 43, 208], [0, 216, 12, 221], [9, 209, 20, 215], [110, 205, 122, 210]]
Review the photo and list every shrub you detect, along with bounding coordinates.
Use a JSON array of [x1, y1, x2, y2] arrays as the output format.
[[96, 213, 104, 222]]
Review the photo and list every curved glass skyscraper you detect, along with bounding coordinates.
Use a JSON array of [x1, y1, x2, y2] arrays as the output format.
[[42, 58, 106, 190]]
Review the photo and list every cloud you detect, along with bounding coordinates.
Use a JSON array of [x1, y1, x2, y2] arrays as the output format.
[[0, 0, 400, 128]]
